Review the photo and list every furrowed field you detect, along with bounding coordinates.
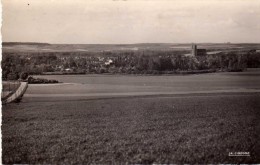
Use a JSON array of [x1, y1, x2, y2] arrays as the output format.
[[2, 70, 260, 164]]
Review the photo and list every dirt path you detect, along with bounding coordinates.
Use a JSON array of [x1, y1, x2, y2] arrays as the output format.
[[3, 82, 28, 104]]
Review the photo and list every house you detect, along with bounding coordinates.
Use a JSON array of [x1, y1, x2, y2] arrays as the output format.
[[65, 68, 73, 72], [105, 59, 113, 65]]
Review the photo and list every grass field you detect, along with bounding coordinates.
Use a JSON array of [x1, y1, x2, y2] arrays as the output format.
[[2, 93, 260, 164], [31, 70, 260, 95]]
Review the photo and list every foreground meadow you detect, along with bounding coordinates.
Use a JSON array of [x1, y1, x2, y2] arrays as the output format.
[[2, 93, 260, 164]]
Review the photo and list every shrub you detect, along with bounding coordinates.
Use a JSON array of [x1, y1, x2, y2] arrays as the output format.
[[20, 72, 29, 80], [7, 72, 19, 80]]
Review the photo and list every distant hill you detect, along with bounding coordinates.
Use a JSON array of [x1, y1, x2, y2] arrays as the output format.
[[3, 42, 51, 46], [2, 42, 260, 53]]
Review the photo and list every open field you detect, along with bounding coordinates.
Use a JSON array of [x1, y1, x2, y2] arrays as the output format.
[[2, 70, 260, 163], [28, 69, 260, 97], [2, 93, 260, 164], [3, 42, 260, 53]]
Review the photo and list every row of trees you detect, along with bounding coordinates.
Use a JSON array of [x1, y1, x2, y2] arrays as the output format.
[[2, 50, 260, 80], [113, 52, 253, 71]]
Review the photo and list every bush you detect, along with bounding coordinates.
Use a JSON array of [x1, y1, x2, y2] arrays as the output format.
[[27, 76, 59, 84], [7, 72, 19, 80], [20, 72, 29, 80]]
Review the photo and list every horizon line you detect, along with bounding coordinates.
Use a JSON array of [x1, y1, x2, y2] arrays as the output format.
[[3, 41, 260, 45]]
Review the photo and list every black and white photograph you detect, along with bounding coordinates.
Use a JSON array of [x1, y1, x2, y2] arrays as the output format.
[[1, 0, 260, 164]]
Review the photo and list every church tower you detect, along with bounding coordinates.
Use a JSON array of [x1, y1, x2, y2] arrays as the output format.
[[191, 44, 197, 56]]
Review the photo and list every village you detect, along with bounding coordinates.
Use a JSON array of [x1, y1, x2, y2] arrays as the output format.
[[3, 44, 258, 80]]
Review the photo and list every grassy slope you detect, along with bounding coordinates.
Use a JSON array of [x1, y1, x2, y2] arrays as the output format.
[[2, 93, 260, 164]]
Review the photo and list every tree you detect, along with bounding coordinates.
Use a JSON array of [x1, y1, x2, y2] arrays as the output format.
[[7, 72, 19, 80], [68, 57, 77, 68], [159, 58, 173, 71], [20, 72, 29, 80], [137, 56, 148, 71]]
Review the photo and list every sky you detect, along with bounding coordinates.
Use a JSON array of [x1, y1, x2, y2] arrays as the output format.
[[2, 0, 260, 44]]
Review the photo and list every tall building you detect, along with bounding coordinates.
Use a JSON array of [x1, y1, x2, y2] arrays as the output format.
[[191, 44, 197, 56], [191, 44, 207, 56]]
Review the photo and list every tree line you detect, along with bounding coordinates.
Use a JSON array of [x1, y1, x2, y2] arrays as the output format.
[[2, 50, 260, 80]]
